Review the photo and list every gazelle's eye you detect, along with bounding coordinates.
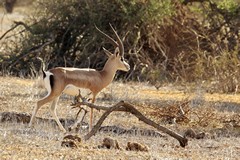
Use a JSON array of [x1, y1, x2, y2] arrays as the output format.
[[121, 57, 124, 61]]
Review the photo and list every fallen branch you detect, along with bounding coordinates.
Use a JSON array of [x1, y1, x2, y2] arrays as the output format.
[[75, 100, 188, 147]]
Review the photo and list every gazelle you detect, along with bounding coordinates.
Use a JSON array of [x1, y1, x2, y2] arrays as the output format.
[[29, 24, 130, 132]]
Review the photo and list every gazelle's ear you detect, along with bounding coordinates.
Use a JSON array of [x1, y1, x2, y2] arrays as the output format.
[[102, 47, 112, 57], [114, 47, 120, 56]]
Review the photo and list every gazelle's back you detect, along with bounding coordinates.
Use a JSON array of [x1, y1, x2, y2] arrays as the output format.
[[49, 67, 103, 94]]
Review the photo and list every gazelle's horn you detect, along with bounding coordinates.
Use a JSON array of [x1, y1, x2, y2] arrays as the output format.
[[95, 24, 118, 48], [109, 24, 124, 57]]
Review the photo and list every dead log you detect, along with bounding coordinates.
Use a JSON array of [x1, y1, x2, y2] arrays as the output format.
[[99, 125, 163, 137], [0, 111, 77, 127], [0, 111, 162, 137], [75, 100, 188, 147]]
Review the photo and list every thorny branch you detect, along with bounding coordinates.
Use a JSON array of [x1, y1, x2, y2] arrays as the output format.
[[71, 90, 92, 119]]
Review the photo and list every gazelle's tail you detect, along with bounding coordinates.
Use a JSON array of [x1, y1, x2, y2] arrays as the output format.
[[37, 57, 46, 78]]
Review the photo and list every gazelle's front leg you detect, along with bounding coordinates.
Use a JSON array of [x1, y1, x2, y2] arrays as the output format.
[[89, 94, 96, 131], [50, 97, 66, 132]]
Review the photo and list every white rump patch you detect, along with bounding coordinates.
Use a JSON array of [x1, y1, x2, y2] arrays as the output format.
[[43, 71, 53, 95]]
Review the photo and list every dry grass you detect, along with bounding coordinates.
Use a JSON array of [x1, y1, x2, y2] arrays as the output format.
[[0, 76, 240, 159]]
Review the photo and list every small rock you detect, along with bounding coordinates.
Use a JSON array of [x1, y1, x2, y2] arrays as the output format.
[[126, 142, 148, 152], [61, 134, 82, 148], [63, 134, 81, 142], [184, 128, 196, 138], [61, 140, 77, 148], [98, 137, 121, 150], [196, 132, 206, 139]]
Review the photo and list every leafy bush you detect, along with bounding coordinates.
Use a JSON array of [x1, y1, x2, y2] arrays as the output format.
[[0, 0, 174, 79]]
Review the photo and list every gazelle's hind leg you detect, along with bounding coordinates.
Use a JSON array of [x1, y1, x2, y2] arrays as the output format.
[[29, 70, 55, 128], [50, 97, 66, 132]]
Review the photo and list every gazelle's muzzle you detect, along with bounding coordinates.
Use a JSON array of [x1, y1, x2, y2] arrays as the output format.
[[123, 61, 130, 72]]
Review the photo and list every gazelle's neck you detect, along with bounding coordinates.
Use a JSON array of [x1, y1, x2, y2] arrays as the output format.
[[100, 58, 118, 87]]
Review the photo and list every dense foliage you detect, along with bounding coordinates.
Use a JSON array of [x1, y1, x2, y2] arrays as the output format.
[[0, 0, 240, 92]]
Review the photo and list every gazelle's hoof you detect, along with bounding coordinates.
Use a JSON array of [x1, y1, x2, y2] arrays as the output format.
[[59, 127, 67, 133], [28, 122, 33, 128], [62, 129, 67, 133]]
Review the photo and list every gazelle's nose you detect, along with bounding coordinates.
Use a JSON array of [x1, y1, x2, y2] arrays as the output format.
[[125, 63, 130, 71]]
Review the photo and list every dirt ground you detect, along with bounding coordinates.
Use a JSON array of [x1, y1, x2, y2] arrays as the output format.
[[0, 76, 240, 160]]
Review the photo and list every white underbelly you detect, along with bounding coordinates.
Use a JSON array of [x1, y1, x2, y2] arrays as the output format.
[[63, 84, 90, 96]]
